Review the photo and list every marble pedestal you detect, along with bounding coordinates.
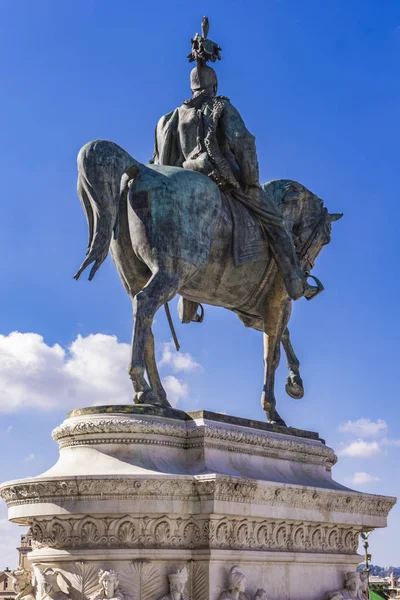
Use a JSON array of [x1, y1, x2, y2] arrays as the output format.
[[0, 406, 395, 600]]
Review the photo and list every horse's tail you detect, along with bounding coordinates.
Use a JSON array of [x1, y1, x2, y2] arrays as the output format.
[[74, 140, 140, 281]]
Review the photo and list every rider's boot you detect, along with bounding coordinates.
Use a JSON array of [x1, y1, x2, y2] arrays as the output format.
[[178, 297, 205, 324], [245, 186, 322, 302], [286, 268, 320, 301]]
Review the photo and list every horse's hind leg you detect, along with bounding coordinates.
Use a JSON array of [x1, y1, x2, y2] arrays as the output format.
[[282, 326, 304, 399], [144, 328, 168, 406], [129, 270, 180, 407]]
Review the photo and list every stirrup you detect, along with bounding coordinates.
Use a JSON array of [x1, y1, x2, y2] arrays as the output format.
[[304, 272, 324, 301]]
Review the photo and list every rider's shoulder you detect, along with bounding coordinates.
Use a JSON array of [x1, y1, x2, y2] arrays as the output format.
[[156, 108, 179, 130]]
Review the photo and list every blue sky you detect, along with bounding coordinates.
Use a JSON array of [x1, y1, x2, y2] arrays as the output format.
[[0, 0, 399, 568]]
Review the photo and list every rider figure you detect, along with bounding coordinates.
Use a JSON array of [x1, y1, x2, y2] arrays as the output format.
[[151, 18, 318, 315]]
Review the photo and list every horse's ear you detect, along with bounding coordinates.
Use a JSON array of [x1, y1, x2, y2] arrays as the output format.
[[329, 212, 343, 222]]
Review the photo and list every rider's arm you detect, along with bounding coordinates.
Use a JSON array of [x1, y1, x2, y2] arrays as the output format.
[[220, 101, 260, 188]]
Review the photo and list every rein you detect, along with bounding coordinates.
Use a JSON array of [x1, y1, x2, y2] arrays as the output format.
[[297, 207, 327, 265]]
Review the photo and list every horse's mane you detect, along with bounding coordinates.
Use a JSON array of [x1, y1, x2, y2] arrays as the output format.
[[262, 179, 324, 232]]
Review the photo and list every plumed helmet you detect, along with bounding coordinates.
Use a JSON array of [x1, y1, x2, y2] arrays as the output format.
[[228, 566, 246, 588], [345, 573, 359, 582], [190, 65, 218, 94], [168, 567, 188, 585]]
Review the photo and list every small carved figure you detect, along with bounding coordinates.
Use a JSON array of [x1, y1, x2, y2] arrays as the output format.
[[218, 566, 249, 600], [326, 572, 362, 600], [40, 569, 70, 600], [157, 567, 188, 600], [91, 570, 124, 600], [7, 568, 35, 600]]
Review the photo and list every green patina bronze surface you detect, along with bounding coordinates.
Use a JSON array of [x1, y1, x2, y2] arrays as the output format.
[[73, 17, 342, 427]]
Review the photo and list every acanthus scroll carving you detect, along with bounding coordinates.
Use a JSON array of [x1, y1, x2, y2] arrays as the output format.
[[29, 514, 360, 554]]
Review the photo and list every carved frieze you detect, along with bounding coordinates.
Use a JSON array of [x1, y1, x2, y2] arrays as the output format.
[[52, 418, 187, 444], [0, 476, 395, 519], [187, 424, 337, 468], [29, 514, 360, 554]]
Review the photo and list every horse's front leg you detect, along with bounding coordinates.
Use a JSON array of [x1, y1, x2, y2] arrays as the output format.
[[129, 271, 178, 406], [261, 301, 291, 426], [144, 328, 170, 407], [282, 326, 304, 399]]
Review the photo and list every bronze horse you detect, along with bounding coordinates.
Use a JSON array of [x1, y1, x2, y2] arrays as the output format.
[[74, 140, 342, 425]]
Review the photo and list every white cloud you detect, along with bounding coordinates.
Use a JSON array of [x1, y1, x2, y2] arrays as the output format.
[[23, 453, 35, 462], [345, 472, 380, 486], [339, 418, 387, 438], [0, 332, 194, 412], [338, 439, 382, 458], [159, 341, 201, 372], [161, 376, 189, 407]]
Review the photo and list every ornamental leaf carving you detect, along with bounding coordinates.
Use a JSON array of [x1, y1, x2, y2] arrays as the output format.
[[185, 561, 207, 600], [119, 561, 160, 600], [29, 514, 361, 554], [68, 562, 99, 600]]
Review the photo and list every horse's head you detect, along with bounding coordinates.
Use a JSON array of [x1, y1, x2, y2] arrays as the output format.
[[275, 181, 343, 272]]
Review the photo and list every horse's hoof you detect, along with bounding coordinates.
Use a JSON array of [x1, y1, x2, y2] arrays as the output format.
[[134, 389, 168, 406], [268, 416, 288, 427], [155, 391, 172, 408], [285, 374, 304, 400]]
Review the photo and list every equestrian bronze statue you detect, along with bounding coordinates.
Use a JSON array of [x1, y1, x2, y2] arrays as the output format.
[[74, 18, 342, 425]]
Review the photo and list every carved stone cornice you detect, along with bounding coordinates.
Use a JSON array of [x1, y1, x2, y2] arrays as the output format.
[[51, 416, 337, 470], [29, 514, 361, 554], [52, 418, 187, 443], [196, 478, 396, 518], [187, 424, 337, 468], [0, 478, 195, 506], [0, 476, 395, 519]]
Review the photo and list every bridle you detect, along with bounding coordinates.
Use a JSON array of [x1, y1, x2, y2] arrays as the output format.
[[296, 207, 328, 299], [297, 207, 328, 265]]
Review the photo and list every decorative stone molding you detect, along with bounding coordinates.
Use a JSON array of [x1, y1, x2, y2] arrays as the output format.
[[196, 478, 396, 517], [29, 514, 360, 554], [0, 478, 195, 506], [1, 476, 395, 519], [187, 424, 337, 469], [52, 419, 187, 443]]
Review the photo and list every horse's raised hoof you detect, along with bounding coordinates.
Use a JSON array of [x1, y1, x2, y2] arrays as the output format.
[[134, 389, 170, 407], [285, 373, 304, 400]]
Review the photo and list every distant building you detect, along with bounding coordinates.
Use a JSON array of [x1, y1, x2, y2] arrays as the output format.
[[0, 531, 33, 600], [0, 568, 13, 600]]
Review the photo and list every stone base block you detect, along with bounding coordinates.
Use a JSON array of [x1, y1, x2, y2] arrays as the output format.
[[0, 406, 395, 600]]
